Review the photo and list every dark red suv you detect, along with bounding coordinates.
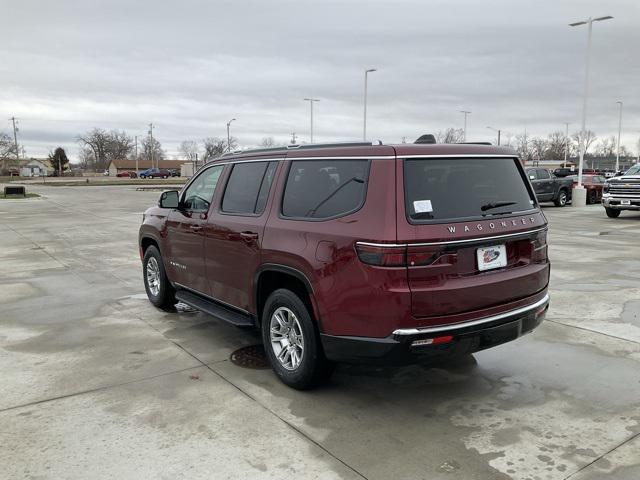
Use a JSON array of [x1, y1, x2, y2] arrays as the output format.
[[139, 142, 550, 389]]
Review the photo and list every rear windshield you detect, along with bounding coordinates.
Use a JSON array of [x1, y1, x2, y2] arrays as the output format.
[[404, 157, 535, 223]]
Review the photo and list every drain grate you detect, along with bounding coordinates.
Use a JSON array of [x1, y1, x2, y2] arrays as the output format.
[[230, 345, 270, 369]]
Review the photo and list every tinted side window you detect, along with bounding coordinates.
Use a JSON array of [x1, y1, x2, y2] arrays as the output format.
[[537, 169, 551, 180], [282, 159, 369, 219], [182, 165, 223, 212], [222, 161, 277, 215]]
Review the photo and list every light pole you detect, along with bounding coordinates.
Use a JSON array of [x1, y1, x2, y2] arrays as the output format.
[[569, 15, 613, 206], [460, 111, 471, 141], [134, 135, 139, 175], [486, 126, 501, 146], [148, 123, 154, 168], [615, 101, 623, 173], [226, 118, 236, 152], [563, 123, 570, 167], [303, 98, 320, 143], [363, 68, 377, 141]]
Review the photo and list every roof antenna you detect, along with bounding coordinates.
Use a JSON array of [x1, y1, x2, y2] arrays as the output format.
[[414, 134, 436, 144]]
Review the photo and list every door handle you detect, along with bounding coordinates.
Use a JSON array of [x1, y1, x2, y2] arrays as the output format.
[[190, 225, 203, 232], [240, 231, 258, 240]]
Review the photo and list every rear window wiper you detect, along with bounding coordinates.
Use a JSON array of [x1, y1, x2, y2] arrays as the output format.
[[480, 201, 518, 212]]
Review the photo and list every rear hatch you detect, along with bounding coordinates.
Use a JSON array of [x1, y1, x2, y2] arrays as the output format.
[[398, 155, 548, 319]]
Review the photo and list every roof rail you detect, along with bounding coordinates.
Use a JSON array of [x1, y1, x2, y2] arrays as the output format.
[[457, 141, 493, 145], [218, 141, 377, 158]]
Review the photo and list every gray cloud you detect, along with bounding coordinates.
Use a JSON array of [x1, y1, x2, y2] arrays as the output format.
[[1, 0, 639, 160]]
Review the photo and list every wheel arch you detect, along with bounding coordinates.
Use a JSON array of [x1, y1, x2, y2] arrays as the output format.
[[254, 264, 321, 329]]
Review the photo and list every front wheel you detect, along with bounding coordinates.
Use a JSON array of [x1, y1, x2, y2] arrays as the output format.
[[142, 245, 176, 310], [261, 289, 333, 390], [605, 207, 621, 218], [588, 190, 598, 205], [554, 189, 568, 207]]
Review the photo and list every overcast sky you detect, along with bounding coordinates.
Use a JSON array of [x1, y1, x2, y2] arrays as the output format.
[[1, 0, 639, 160]]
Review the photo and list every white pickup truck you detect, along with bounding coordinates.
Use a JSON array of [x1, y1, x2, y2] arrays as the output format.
[[602, 164, 640, 218]]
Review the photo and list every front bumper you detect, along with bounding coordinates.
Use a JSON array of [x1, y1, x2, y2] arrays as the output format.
[[321, 294, 549, 364], [602, 196, 640, 210]]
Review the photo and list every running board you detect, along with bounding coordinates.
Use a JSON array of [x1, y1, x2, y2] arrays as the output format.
[[175, 290, 255, 328]]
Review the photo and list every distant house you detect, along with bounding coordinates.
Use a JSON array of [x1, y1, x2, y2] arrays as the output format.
[[107, 159, 188, 176], [19, 158, 54, 177]]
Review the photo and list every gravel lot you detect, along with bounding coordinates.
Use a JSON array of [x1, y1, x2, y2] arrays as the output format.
[[1, 185, 639, 480]]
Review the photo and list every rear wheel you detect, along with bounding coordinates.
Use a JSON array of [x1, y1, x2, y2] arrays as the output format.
[[143, 246, 176, 310], [605, 207, 621, 218], [554, 189, 568, 207], [261, 289, 333, 390], [588, 190, 598, 204]]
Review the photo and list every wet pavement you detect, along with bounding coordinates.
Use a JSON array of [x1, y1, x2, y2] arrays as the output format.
[[1, 186, 639, 479]]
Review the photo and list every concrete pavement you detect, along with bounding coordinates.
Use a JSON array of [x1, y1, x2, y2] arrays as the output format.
[[1, 186, 639, 479]]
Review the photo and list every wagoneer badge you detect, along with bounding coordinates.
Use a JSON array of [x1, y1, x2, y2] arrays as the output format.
[[446, 217, 537, 234]]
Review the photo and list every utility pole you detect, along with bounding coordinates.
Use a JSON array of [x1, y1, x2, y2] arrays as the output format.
[[615, 101, 623, 173], [290, 132, 298, 145], [564, 122, 570, 167], [148, 123, 155, 168], [134, 135, 139, 175], [460, 111, 471, 141], [226, 118, 236, 152], [10, 117, 19, 161], [303, 98, 319, 143]]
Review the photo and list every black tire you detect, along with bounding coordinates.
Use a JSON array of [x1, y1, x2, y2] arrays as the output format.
[[554, 189, 568, 207], [588, 190, 598, 205], [142, 245, 176, 310], [261, 289, 333, 390], [605, 207, 621, 218]]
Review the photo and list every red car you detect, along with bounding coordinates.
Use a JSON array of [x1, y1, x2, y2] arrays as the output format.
[[566, 174, 606, 204], [139, 141, 549, 389], [116, 171, 137, 178]]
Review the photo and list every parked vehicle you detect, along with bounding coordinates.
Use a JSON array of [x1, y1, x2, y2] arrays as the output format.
[[139, 168, 171, 179], [525, 167, 573, 207], [552, 167, 577, 177], [116, 171, 137, 178], [139, 141, 550, 389], [167, 169, 181, 177], [602, 164, 640, 218], [565, 174, 606, 204]]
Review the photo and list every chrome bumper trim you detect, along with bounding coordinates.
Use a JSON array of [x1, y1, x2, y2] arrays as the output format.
[[393, 294, 550, 336]]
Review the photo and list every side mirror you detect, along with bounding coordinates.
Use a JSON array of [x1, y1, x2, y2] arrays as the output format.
[[159, 190, 179, 209]]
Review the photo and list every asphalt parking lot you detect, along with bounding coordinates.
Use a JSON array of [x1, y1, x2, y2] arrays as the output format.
[[1, 186, 639, 480]]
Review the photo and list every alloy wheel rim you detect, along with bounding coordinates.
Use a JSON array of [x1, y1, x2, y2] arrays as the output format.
[[146, 257, 161, 296], [269, 307, 304, 371]]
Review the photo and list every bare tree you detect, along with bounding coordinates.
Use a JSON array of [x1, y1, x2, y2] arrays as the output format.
[[78, 146, 95, 169], [179, 140, 200, 161], [140, 136, 165, 162], [545, 131, 569, 160], [260, 137, 276, 148], [515, 133, 532, 162], [572, 130, 597, 156], [435, 128, 465, 144], [530, 137, 548, 162], [594, 136, 616, 158], [202, 136, 237, 161], [77, 128, 134, 170], [0, 132, 17, 159]]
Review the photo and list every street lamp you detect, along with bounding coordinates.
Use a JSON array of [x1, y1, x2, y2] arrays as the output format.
[[363, 68, 377, 141], [563, 123, 570, 167], [226, 118, 236, 152], [569, 15, 613, 206], [303, 98, 320, 143], [615, 101, 623, 173], [460, 111, 471, 141], [486, 126, 501, 146]]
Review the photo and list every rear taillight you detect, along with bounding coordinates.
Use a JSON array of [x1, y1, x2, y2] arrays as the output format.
[[355, 244, 406, 267], [531, 230, 548, 262], [355, 243, 447, 267]]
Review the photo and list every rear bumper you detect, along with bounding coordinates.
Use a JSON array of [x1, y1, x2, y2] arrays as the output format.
[[321, 294, 549, 364]]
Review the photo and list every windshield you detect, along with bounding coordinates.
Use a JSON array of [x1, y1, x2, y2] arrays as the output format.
[[404, 157, 535, 223], [625, 165, 640, 176]]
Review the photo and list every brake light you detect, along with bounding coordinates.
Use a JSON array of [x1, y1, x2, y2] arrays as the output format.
[[411, 335, 453, 347], [355, 244, 406, 267], [531, 230, 548, 262]]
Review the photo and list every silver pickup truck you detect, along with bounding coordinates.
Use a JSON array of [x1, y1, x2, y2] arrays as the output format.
[[602, 164, 640, 218]]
